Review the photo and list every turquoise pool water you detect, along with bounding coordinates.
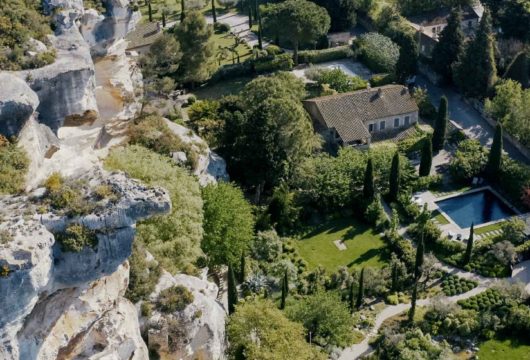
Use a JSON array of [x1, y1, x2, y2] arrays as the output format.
[[435, 189, 515, 228]]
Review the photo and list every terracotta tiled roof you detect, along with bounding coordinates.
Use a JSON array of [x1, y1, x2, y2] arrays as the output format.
[[126, 22, 162, 50], [303, 85, 419, 143], [408, 5, 480, 27]]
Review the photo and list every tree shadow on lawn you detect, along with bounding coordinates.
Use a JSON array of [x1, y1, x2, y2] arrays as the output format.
[[301, 217, 366, 240], [347, 248, 386, 268]]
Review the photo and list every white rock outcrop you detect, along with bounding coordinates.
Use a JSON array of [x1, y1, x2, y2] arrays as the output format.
[[0, 74, 40, 138], [0, 169, 171, 360], [143, 270, 227, 360]]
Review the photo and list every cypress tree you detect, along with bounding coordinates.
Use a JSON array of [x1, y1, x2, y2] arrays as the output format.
[[486, 123, 503, 178], [419, 138, 432, 177], [280, 270, 288, 309], [228, 264, 238, 314], [356, 268, 365, 309], [395, 32, 419, 83], [408, 281, 418, 323], [432, 7, 464, 83], [414, 233, 424, 281], [180, 0, 186, 21], [389, 151, 400, 202], [248, 3, 253, 28], [391, 262, 398, 292], [454, 9, 497, 98], [363, 158, 375, 201], [463, 223, 474, 265], [432, 96, 448, 152], [211, 0, 217, 23], [257, 0, 263, 50], [148, 0, 153, 22], [349, 281, 355, 313], [239, 253, 246, 283]]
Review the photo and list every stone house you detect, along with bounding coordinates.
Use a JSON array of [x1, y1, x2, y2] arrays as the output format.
[[303, 85, 419, 148], [408, 4, 484, 57], [125, 21, 163, 55]]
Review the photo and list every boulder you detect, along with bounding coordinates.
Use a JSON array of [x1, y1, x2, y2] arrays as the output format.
[[0, 74, 40, 138]]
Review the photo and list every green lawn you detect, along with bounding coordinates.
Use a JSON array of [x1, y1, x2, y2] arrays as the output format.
[[137, 0, 231, 23], [193, 76, 253, 99], [295, 218, 388, 273], [431, 210, 450, 225], [211, 32, 253, 65], [475, 221, 505, 235], [478, 337, 530, 360]]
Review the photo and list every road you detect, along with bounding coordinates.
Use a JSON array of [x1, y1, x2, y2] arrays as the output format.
[[416, 75, 530, 165]]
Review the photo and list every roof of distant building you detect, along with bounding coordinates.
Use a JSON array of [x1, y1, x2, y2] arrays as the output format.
[[303, 85, 419, 143], [408, 4, 482, 28], [126, 21, 162, 50]]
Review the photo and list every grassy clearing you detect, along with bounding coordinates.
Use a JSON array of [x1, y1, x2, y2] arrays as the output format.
[[137, 0, 231, 23], [193, 76, 253, 99], [294, 217, 388, 273], [478, 337, 530, 360], [431, 210, 450, 225], [211, 31, 253, 65]]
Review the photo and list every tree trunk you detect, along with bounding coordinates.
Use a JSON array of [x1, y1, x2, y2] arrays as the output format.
[[212, 0, 217, 23]]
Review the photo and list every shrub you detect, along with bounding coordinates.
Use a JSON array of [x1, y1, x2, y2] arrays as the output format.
[[214, 22, 231, 33], [141, 302, 153, 317], [253, 53, 294, 74], [305, 67, 368, 93], [441, 275, 478, 296], [0, 229, 14, 244], [386, 293, 399, 305], [187, 95, 197, 105], [55, 224, 98, 253], [358, 33, 399, 73], [156, 285, 194, 313], [265, 45, 282, 56], [0, 140, 29, 194], [458, 289, 504, 311], [297, 45, 354, 64], [369, 73, 396, 87], [126, 243, 161, 303], [43, 173, 95, 216], [412, 87, 437, 120]]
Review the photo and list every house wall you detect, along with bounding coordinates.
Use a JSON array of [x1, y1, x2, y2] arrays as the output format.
[[364, 111, 418, 135], [418, 18, 479, 57]]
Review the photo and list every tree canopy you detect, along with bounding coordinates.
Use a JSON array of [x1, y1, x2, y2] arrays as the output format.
[[431, 7, 464, 84]]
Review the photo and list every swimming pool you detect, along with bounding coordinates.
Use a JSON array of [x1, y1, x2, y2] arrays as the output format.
[[435, 189, 515, 228]]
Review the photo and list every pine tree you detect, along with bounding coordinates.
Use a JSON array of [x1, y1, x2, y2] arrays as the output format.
[[419, 138, 432, 177], [432, 7, 464, 83], [486, 123, 503, 178], [432, 96, 448, 152], [408, 281, 418, 323], [349, 281, 355, 313], [239, 253, 246, 283], [280, 270, 288, 309], [363, 158, 375, 200], [228, 264, 238, 314], [389, 151, 400, 202], [211, 0, 217, 23], [356, 268, 365, 309], [454, 9, 497, 98], [463, 223, 474, 265], [414, 233, 424, 281]]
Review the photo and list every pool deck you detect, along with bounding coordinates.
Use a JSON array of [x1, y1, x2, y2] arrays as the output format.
[[416, 186, 522, 242]]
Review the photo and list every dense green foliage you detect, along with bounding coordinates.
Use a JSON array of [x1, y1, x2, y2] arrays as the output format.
[[449, 139, 488, 183], [262, 0, 330, 64], [228, 264, 238, 314], [357, 32, 400, 73], [398, 0, 474, 15], [431, 7, 464, 83], [0, 0, 55, 70], [298, 46, 354, 64], [227, 299, 326, 360], [374, 328, 452, 359], [55, 224, 98, 253], [454, 9, 497, 98], [305, 67, 368, 93], [42, 173, 97, 216], [486, 124, 503, 178], [388, 151, 400, 202], [156, 285, 194, 313], [312, 0, 358, 31], [286, 290, 355, 347], [202, 182, 254, 266], [419, 137, 432, 177], [126, 243, 161, 303], [458, 289, 504, 311], [432, 97, 448, 152], [0, 140, 29, 194], [441, 274, 477, 296], [105, 145, 203, 273], [486, 0, 530, 42]]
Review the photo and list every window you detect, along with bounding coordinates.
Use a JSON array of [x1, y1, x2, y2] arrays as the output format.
[[368, 123, 374, 132], [404, 116, 410, 126], [394, 118, 400, 128], [380, 121, 386, 130]]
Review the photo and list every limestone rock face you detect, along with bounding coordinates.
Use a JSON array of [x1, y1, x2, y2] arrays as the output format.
[[0, 74, 40, 138], [0, 169, 171, 360], [144, 271, 227, 360]]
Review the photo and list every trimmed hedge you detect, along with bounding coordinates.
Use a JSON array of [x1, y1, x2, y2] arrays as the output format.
[[298, 45, 354, 64], [210, 54, 294, 82], [254, 53, 293, 74], [458, 289, 504, 311], [441, 274, 478, 296]]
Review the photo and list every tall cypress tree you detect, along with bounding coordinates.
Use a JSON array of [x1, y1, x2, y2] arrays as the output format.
[[349, 281, 355, 313], [432, 7, 464, 83], [414, 233, 425, 281], [419, 138, 432, 177], [389, 151, 400, 202], [463, 223, 474, 265], [432, 96, 448, 152], [228, 264, 238, 314], [363, 158, 375, 201], [180, 0, 186, 21], [454, 9, 497, 98], [248, 2, 253, 28], [256, 0, 263, 50], [148, 0, 153, 22], [211, 0, 217, 23], [486, 123, 503, 178], [391, 262, 398, 292], [395, 32, 419, 83], [356, 268, 365, 309], [280, 270, 288, 309], [239, 253, 246, 283], [408, 281, 418, 323]]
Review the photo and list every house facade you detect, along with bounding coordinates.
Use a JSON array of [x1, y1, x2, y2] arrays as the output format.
[[408, 4, 484, 57], [303, 85, 419, 148]]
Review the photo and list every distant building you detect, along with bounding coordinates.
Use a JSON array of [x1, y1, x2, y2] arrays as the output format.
[[303, 85, 419, 148], [125, 21, 163, 55], [408, 4, 484, 57]]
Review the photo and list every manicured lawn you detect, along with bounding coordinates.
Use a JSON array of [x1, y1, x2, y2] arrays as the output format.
[[193, 76, 253, 99], [431, 210, 450, 225], [478, 337, 530, 360], [295, 218, 388, 273], [211, 32, 252, 65], [137, 0, 230, 23], [475, 221, 505, 235]]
